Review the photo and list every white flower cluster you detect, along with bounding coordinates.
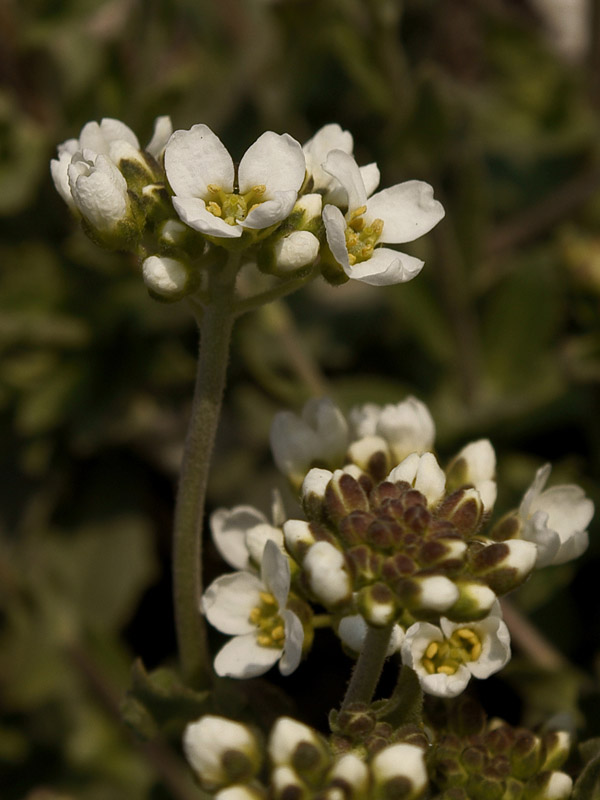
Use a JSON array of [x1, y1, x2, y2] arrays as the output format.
[[52, 120, 445, 298], [183, 714, 429, 800], [203, 394, 593, 698]]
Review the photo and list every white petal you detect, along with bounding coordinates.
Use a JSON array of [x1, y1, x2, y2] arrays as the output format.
[[323, 204, 350, 270], [261, 540, 290, 610], [344, 247, 424, 286], [202, 572, 263, 634], [279, 610, 304, 675], [519, 463, 552, 519], [68, 153, 129, 230], [165, 124, 234, 197], [214, 633, 281, 678], [376, 396, 436, 461], [245, 523, 285, 567], [366, 180, 445, 244], [421, 667, 471, 697], [172, 196, 242, 238], [304, 541, 351, 607], [303, 123, 354, 192], [211, 506, 268, 571], [388, 452, 420, 484], [238, 132, 305, 195], [360, 162, 381, 197], [146, 115, 173, 159], [51, 151, 76, 208], [322, 150, 367, 211], [414, 452, 446, 506], [79, 117, 140, 153], [242, 190, 298, 229]]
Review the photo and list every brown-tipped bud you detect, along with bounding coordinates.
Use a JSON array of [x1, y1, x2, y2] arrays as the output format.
[[510, 731, 543, 780], [396, 575, 459, 615], [328, 753, 370, 797], [450, 696, 487, 738], [325, 472, 371, 525], [461, 745, 487, 774], [268, 718, 330, 786], [444, 581, 497, 622], [403, 503, 432, 534], [347, 435, 392, 481], [465, 773, 504, 800], [357, 583, 397, 626], [382, 552, 417, 582], [418, 538, 467, 569], [485, 725, 515, 755], [439, 489, 484, 536], [470, 540, 537, 595], [339, 510, 375, 548], [540, 731, 570, 772], [524, 770, 573, 800], [334, 703, 377, 740], [283, 520, 316, 563], [302, 468, 333, 521], [371, 743, 428, 799], [346, 545, 382, 584], [489, 512, 522, 542], [366, 517, 403, 550], [271, 765, 309, 800]]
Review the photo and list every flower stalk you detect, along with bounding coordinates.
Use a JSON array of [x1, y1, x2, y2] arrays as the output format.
[[173, 254, 239, 687], [340, 622, 394, 712]]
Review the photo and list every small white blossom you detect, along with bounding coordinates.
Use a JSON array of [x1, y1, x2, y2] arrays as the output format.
[[321, 149, 444, 285], [67, 151, 130, 231], [401, 606, 511, 698], [303, 541, 352, 608], [270, 397, 349, 487], [349, 396, 435, 462], [183, 715, 261, 790], [165, 124, 305, 238], [211, 505, 284, 572], [303, 123, 380, 206], [387, 452, 446, 507], [519, 464, 594, 567], [202, 541, 303, 678]]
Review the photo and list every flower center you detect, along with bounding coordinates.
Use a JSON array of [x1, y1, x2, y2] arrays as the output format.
[[421, 628, 482, 675], [205, 183, 266, 226], [344, 205, 384, 265], [248, 591, 286, 649]]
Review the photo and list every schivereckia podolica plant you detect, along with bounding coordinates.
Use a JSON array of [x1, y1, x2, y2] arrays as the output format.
[[49, 114, 599, 800]]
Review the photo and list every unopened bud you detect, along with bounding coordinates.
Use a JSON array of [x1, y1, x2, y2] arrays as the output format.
[[269, 718, 330, 784], [371, 743, 428, 799], [471, 540, 537, 595], [183, 716, 261, 791], [271, 765, 308, 800], [347, 436, 391, 481], [357, 583, 397, 626], [444, 581, 497, 622], [303, 542, 352, 608], [329, 753, 369, 795], [540, 731, 570, 772], [398, 574, 459, 615], [325, 471, 370, 524], [511, 731, 542, 780], [525, 771, 573, 800], [214, 786, 266, 800], [283, 519, 316, 562], [142, 255, 192, 300], [438, 489, 484, 536]]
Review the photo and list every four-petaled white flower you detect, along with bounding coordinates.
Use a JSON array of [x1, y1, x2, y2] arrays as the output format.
[[164, 124, 306, 238], [321, 149, 445, 285], [202, 540, 303, 678], [519, 464, 594, 567], [401, 605, 511, 697]]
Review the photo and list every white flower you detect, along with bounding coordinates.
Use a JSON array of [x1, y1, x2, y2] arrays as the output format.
[[303, 541, 352, 608], [321, 150, 444, 285], [303, 123, 380, 206], [519, 464, 594, 567], [401, 607, 511, 698], [142, 255, 189, 299], [202, 541, 303, 678], [164, 124, 305, 238], [273, 230, 320, 271], [448, 439, 497, 512], [211, 505, 285, 572], [371, 743, 428, 798], [387, 452, 446, 507], [270, 397, 349, 487], [67, 150, 130, 231], [337, 614, 404, 654], [349, 396, 435, 463], [183, 715, 261, 790]]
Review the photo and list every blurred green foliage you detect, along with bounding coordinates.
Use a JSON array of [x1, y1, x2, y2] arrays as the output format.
[[2, 0, 600, 796]]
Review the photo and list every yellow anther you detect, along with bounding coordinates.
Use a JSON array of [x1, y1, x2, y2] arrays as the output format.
[[470, 642, 482, 661], [437, 664, 458, 676], [259, 591, 276, 606], [422, 658, 435, 674], [456, 628, 477, 643], [372, 219, 384, 236], [207, 184, 221, 194], [251, 184, 266, 195], [346, 231, 359, 247], [271, 625, 285, 641], [349, 217, 365, 233], [425, 642, 439, 659], [206, 201, 222, 217], [248, 608, 261, 624], [348, 253, 357, 266], [350, 204, 367, 219], [360, 246, 373, 259], [257, 634, 272, 647]]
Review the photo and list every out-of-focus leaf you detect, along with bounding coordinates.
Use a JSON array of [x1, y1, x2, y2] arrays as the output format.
[[573, 749, 600, 800]]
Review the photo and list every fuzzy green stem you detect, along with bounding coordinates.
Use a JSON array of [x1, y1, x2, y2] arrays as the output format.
[[173, 257, 238, 687], [340, 623, 394, 711]]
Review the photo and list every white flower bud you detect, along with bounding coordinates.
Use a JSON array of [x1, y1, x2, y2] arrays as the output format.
[[68, 151, 130, 232], [528, 771, 573, 800], [388, 452, 446, 508], [448, 439, 497, 512], [338, 615, 404, 655], [303, 541, 352, 608], [214, 786, 264, 800], [283, 519, 315, 561], [329, 753, 369, 794], [142, 255, 190, 299], [271, 765, 305, 798], [416, 575, 460, 612], [294, 192, 323, 222], [371, 743, 428, 798], [274, 231, 320, 271], [350, 397, 435, 462], [347, 435, 390, 472], [268, 717, 323, 767], [159, 219, 188, 245], [447, 581, 497, 620], [302, 468, 334, 503], [50, 139, 78, 208], [498, 539, 538, 577], [183, 716, 260, 790]]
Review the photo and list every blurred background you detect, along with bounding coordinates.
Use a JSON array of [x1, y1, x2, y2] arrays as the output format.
[[2, 0, 600, 797]]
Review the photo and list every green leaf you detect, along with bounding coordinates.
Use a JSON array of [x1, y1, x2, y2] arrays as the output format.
[[573, 751, 600, 800], [374, 666, 424, 728]]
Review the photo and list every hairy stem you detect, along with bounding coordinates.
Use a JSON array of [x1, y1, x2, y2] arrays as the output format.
[[340, 623, 394, 711], [173, 257, 238, 687]]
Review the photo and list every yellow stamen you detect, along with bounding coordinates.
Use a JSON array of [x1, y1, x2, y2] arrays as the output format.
[[206, 201, 222, 217], [438, 664, 458, 676], [271, 625, 285, 641], [257, 634, 272, 647], [425, 642, 439, 659]]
